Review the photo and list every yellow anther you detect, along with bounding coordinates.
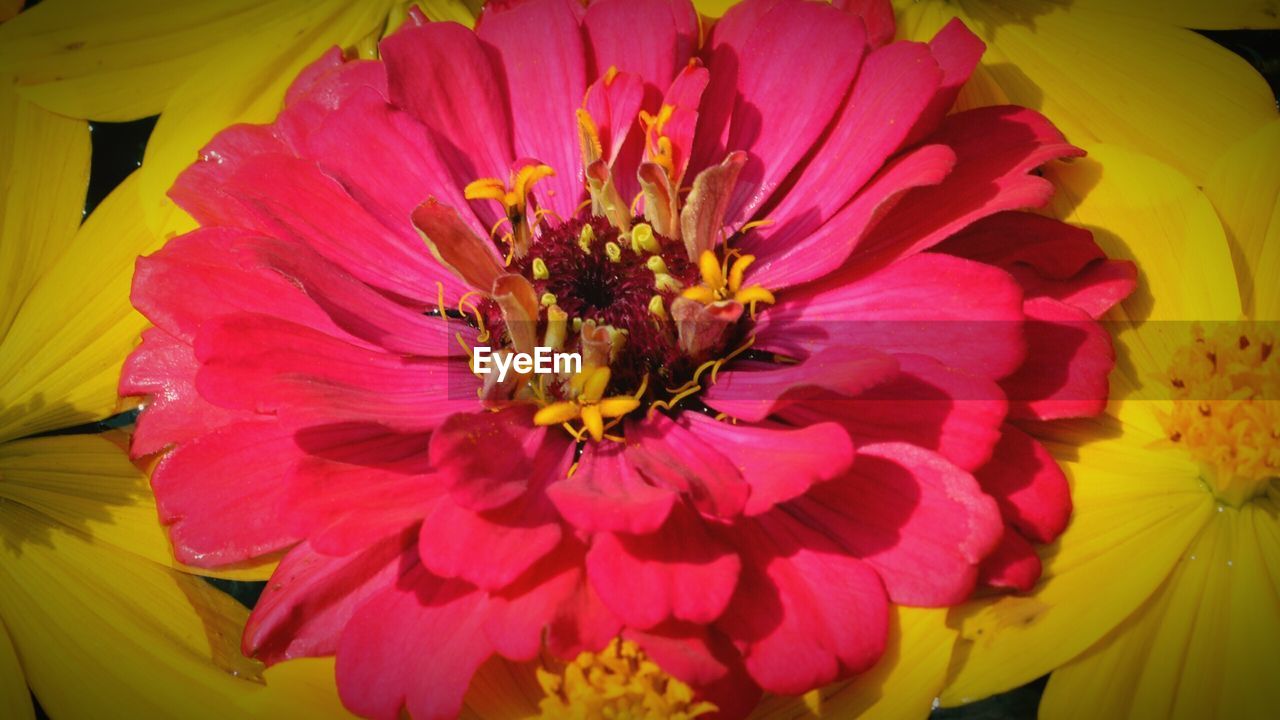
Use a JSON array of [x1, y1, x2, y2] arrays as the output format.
[[632, 222, 660, 253], [540, 292, 558, 308], [654, 273, 684, 293], [463, 177, 508, 203], [534, 401, 581, 426], [727, 254, 755, 293], [648, 295, 668, 319], [579, 223, 595, 253], [532, 257, 550, 280], [646, 255, 669, 274], [604, 65, 619, 85], [545, 305, 568, 349], [733, 285, 776, 306], [698, 249, 725, 291], [581, 404, 605, 441], [535, 639, 716, 720], [681, 285, 717, 305], [605, 241, 623, 263], [582, 366, 612, 404]]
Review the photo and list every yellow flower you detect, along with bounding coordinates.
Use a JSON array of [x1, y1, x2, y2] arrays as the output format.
[[0, 0, 481, 237], [888, 0, 1278, 186], [0, 73, 348, 718], [943, 131, 1280, 717]]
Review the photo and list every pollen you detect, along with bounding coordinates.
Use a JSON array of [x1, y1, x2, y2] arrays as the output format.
[[1159, 322, 1279, 506], [535, 639, 717, 720]]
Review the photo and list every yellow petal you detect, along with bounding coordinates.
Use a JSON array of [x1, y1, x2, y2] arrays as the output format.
[[0, 0, 313, 121], [1044, 144, 1241, 322], [138, 0, 391, 234], [894, 1, 1277, 185], [0, 434, 275, 580], [1071, 0, 1280, 30], [1040, 502, 1280, 719], [691, 0, 737, 19], [0, 502, 351, 719], [1204, 119, 1280, 319], [0, 74, 89, 339], [408, 0, 482, 28], [942, 404, 1215, 705], [0, 173, 155, 443], [0, 619, 34, 720], [754, 607, 955, 719]]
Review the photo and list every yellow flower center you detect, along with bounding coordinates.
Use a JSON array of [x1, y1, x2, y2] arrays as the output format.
[[1160, 322, 1279, 506], [535, 639, 717, 720]]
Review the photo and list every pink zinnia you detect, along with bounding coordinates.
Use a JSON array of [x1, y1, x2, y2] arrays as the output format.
[[121, 0, 1135, 717]]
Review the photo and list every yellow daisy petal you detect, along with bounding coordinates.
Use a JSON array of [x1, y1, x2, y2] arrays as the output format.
[[1044, 144, 1241, 322], [0, 172, 156, 443], [1040, 503, 1280, 719], [404, 0, 482, 29], [691, 0, 736, 19], [0, 0, 310, 121], [0, 618, 33, 720], [0, 75, 89, 339], [1204, 119, 1280, 319], [942, 403, 1215, 705], [1071, 0, 1280, 30], [0, 434, 276, 581], [754, 607, 955, 719], [0, 503, 350, 718], [138, 0, 391, 234], [895, 1, 1277, 185]]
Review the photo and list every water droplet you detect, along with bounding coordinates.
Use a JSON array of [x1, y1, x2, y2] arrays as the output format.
[[932, 698, 941, 710], [1189, 554, 1197, 561], [1217, 504, 1225, 512], [1227, 560, 1234, 567]]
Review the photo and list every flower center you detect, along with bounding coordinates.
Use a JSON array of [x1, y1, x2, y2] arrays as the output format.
[[1160, 322, 1279, 506], [534, 639, 717, 719]]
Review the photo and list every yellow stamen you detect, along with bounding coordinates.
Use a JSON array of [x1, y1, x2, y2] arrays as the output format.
[[581, 404, 605, 441], [582, 366, 611, 404], [598, 396, 641, 418], [733, 285, 776, 306], [605, 241, 622, 263], [1159, 321, 1279, 506], [535, 639, 716, 720], [648, 295, 668, 319], [727, 254, 755, 293], [540, 292, 557, 308], [532, 257, 549, 280], [698, 249, 724, 290], [579, 224, 595, 253], [680, 285, 717, 305], [534, 402, 581, 426], [632, 222, 660, 253], [646, 255, 669, 274]]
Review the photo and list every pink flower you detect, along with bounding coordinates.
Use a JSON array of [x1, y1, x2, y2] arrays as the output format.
[[121, 0, 1134, 717]]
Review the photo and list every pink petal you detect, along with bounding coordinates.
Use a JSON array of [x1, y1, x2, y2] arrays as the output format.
[[302, 468, 440, 556], [702, 347, 899, 422], [297, 85, 487, 241], [120, 328, 251, 457], [543, 568, 624, 659], [624, 412, 749, 519], [781, 353, 1008, 471], [1000, 297, 1115, 420], [485, 548, 586, 660], [182, 151, 469, 303], [850, 106, 1083, 270], [755, 252, 1027, 380], [681, 413, 854, 516], [585, 0, 694, 91], [904, 18, 985, 145], [789, 442, 1003, 605], [150, 419, 306, 566], [129, 227, 353, 346], [716, 513, 888, 694], [747, 143, 956, 289], [418, 490, 563, 591], [586, 505, 741, 628], [381, 21, 513, 228], [239, 235, 470, 357], [655, 62, 710, 188], [546, 443, 676, 534], [938, 211, 1137, 319], [833, 0, 896, 47], [977, 527, 1042, 592], [974, 424, 1071, 544], [478, 0, 587, 217], [429, 407, 572, 511], [583, 69, 647, 165], [336, 567, 491, 720], [741, 40, 941, 259], [625, 623, 736, 687], [193, 313, 472, 431], [720, 0, 868, 226], [244, 534, 411, 664]]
